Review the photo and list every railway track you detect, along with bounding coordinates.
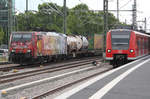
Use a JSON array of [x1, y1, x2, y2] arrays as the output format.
[[0, 56, 100, 72], [32, 66, 113, 99], [0, 64, 20, 71], [0, 62, 10, 65], [0, 57, 101, 84]]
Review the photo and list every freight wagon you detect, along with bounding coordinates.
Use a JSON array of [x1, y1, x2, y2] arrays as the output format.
[[87, 33, 103, 55], [66, 35, 89, 57], [9, 31, 103, 64]]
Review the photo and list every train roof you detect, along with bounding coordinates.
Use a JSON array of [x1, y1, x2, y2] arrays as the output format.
[[12, 31, 34, 34], [110, 29, 150, 37], [11, 31, 67, 37], [110, 29, 131, 32], [134, 31, 150, 37], [12, 31, 48, 33]]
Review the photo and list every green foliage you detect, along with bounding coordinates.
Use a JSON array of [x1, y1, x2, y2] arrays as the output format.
[[67, 4, 104, 35], [15, 3, 121, 35], [0, 27, 4, 44]]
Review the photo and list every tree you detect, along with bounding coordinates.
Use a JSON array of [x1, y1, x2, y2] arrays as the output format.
[[67, 4, 104, 35], [15, 3, 123, 35], [16, 3, 64, 32], [36, 3, 64, 32]]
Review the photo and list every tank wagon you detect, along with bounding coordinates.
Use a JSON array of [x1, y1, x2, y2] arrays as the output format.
[[105, 29, 150, 67], [9, 32, 103, 64]]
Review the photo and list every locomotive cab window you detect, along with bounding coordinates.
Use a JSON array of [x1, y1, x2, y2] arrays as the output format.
[[111, 30, 131, 50], [12, 33, 32, 42]]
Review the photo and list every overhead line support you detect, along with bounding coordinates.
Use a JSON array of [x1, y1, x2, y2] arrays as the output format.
[[63, 0, 67, 34], [117, 0, 119, 21], [26, 0, 28, 12], [103, 0, 108, 59]]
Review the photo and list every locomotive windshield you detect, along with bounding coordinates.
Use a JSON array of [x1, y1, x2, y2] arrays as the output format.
[[111, 30, 131, 50], [12, 33, 32, 42]]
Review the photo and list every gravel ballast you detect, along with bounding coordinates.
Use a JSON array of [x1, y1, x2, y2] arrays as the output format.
[[1, 63, 112, 99]]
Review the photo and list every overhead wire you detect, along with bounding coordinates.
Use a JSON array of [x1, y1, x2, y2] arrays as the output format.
[[40, 0, 63, 16], [120, 0, 132, 9], [48, 0, 63, 15], [77, 0, 104, 26], [78, 0, 94, 10], [38, 0, 102, 28]]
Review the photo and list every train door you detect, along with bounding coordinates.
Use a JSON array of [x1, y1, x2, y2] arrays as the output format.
[[136, 36, 139, 57], [140, 37, 142, 56], [143, 37, 146, 55], [37, 35, 42, 56], [138, 37, 141, 56], [146, 38, 148, 54], [144, 37, 146, 55], [141, 37, 144, 56], [31, 33, 37, 58]]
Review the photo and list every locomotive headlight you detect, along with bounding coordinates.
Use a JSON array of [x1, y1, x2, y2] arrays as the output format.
[[12, 50, 15, 52], [27, 50, 31, 52], [130, 49, 134, 53], [107, 49, 111, 53]]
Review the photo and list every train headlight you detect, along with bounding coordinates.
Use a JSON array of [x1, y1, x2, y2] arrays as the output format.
[[130, 49, 134, 53], [27, 50, 31, 52], [12, 50, 15, 52], [107, 49, 111, 53]]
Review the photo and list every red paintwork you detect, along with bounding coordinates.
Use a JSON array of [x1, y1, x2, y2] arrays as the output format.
[[106, 31, 112, 58], [9, 32, 40, 58], [106, 30, 150, 60]]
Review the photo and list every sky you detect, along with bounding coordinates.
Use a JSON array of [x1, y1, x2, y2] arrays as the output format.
[[15, 0, 150, 31]]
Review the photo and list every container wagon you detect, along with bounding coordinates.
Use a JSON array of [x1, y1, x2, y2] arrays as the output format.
[[87, 33, 103, 55]]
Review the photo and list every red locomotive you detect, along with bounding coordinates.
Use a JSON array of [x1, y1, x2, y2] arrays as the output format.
[[9, 31, 70, 64], [105, 29, 150, 67]]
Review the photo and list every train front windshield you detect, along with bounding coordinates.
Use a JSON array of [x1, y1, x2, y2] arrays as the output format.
[[12, 33, 32, 42], [111, 30, 131, 50]]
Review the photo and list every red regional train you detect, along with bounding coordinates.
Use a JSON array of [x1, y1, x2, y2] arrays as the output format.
[[105, 29, 150, 68]]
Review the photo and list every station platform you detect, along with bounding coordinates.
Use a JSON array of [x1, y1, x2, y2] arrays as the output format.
[[55, 55, 150, 99]]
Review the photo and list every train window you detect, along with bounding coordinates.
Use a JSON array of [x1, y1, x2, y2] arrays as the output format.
[[12, 34, 22, 42], [22, 34, 32, 41], [111, 31, 131, 50], [12, 33, 32, 42]]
